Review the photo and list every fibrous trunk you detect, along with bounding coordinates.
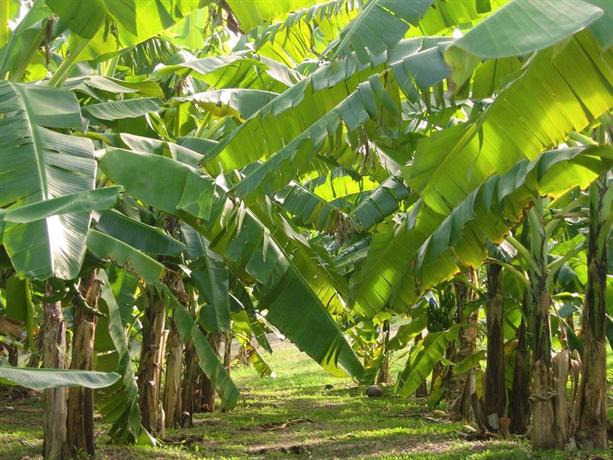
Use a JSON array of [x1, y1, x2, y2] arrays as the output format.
[[509, 299, 530, 434], [137, 287, 167, 435], [576, 176, 610, 449], [163, 323, 183, 428], [66, 273, 100, 458], [223, 331, 233, 374], [42, 284, 67, 460], [7, 344, 18, 366], [484, 263, 505, 431], [528, 200, 569, 449], [376, 320, 391, 385], [447, 269, 480, 423], [181, 342, 198, 427]]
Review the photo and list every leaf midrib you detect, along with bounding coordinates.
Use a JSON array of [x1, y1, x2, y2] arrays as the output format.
[[12, 83, 55, 273]]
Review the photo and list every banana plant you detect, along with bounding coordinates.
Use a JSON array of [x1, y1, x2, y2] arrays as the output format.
[[0, 0, 611, 457]]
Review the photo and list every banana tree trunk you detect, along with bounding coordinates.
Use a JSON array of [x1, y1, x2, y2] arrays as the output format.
[[509, 294, 530, 434], [137, 287, 167, 435], [181, 342, 198, 427], [200, 332, 222, 412], [528, 200, 569, 449], [376, 320, 391, 385], [66, 273, 101, 458], [7, 344, 18, 366], [484, 262, 505, 431], [163, 322, 183, 429], [576, 175, 610, 449], [447, 269, 479, 422], [223, 331, 233, 374], [415, 334, 429, 398], [42, 284, 67, 460], [530, 279, 560, 448]]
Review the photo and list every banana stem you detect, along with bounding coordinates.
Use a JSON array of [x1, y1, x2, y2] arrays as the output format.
[[0, 0, 9, 48], [48, 35, 90, 87]]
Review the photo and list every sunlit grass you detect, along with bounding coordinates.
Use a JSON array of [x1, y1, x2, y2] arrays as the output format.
[[1, 341, 611, 459]]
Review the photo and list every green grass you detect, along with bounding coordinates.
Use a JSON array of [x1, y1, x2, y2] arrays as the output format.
[[1, 342, 611, 459]]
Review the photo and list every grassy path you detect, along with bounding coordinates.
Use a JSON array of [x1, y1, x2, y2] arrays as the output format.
[[1, 342, 611, 459]]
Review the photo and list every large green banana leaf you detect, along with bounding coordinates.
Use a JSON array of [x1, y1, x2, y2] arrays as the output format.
[[226, 0, 321, 31], [48, 0, 209, 61], [181, 224, 231, 332], [100, 148, 364, 379], [409, 0, 507, 36], [351, 176, 411, 231], [250, 202, 350, 315], [416, 146, 613, 287], [411, 28, 612, 215], [0, 0, 51, 80], [355, 146, 613, 315], [95, 210, 186, 257], [251, 0, 359, 64], [352, 200, 443, 316], [151, 54, 287, 92], [206, 37, 447, 176], [0, 81, 97, 280], [0, 367, 120, 390], [96, 269, 152, 445], [170, 291, 239, 408], [332, 0, 433, 60], [227, 40, 449, 200], [274, 181, 347, 232], [450, 0, 602, 59], [177, 90, 279, 120], [86, 230, 165, 283], [396, 327, 458, 397], [64, 76, 164, 99], [82, 98, 162, 122], [0, 188, 120, 226]]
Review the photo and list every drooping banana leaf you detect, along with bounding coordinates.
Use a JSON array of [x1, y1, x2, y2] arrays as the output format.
[[250, 0, 359, 63], [415, 146, 613, 288], [355, 145, 613, 315], [225, 0, 321, 31], [100, 148, 364, 379], [331, 0, 434, 60], [449, 0, 603, 60], [351, 176, 411, 231], [48, 0, 210, 61], [86, 229, 165, 283], [228, 39, 449, 199], [176, 89, 278, 120], [0, 81, 97, 280], [396, 327, 458, 397], [181, 224, 231, 332], [0, 367, 120, 390], [82, 98, 162, 122], [0, 187, 120, 227], [206, 37, 448, 176], [411, 30, 612, 215], [96, 269, 152, 445], [95, 210, 186, 257], [274, 181, 347, 232], [170, 293, 239, 408]]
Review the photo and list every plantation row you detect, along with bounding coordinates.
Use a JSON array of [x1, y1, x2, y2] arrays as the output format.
[[0, 0, 611, 458]]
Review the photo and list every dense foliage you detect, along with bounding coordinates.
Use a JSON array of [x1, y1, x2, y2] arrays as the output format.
[[0, 0, 611, 458]]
